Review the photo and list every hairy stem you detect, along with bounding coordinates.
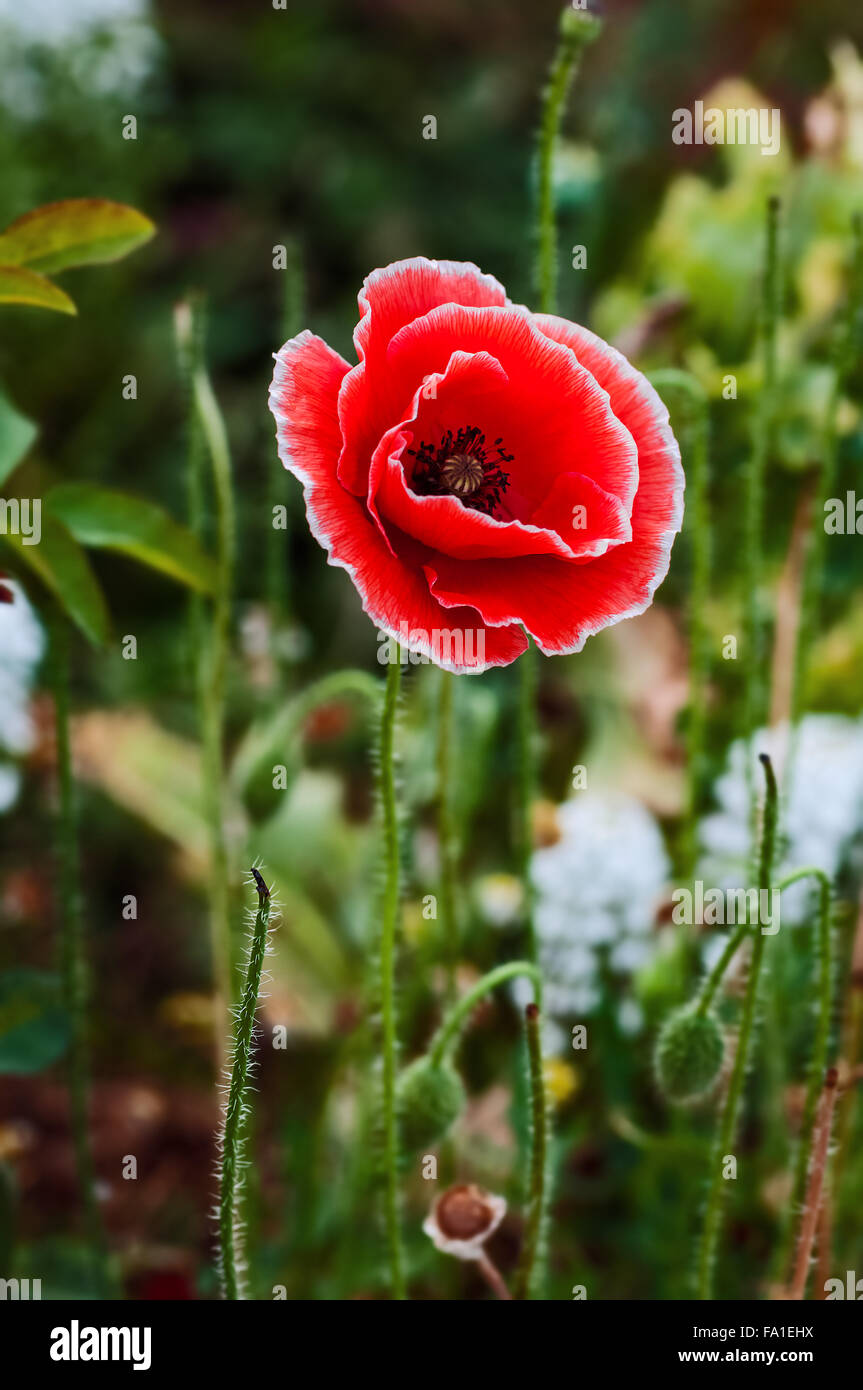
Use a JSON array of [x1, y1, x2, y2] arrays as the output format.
[[217, 875, 272, 1299], [792, 215, 863, 728], [514, 1002, 551, 1300], [515, 638, 538, 962], [48, 611, 106, 1290], [534, 6, 601, 315], [696, 921, 750, 1018], [516, 7, 600, 968], [831, 892, 863, 1206], [743, 198, 782, 750], [788, 1069, 839, 1301], [779, 871, 834, 1224], [696, 753, 778, 1299], [437, 671, 458, 996], [429, 960, 543, 1066], [378, 657, 405, 1299], [176, 299, 236, 1051]]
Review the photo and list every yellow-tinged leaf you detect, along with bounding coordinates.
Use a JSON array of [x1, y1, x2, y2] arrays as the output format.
[[0, 199, 155, 275], [0, 264, 76, 314]]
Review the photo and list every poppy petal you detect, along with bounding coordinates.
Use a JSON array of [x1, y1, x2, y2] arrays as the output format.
[[269, 331, 526, 672]]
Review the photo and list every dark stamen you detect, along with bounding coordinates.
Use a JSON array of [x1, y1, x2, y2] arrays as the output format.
[[406, 425, 513, 516]]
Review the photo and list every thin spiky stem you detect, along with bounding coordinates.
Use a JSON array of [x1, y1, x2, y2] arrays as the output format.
[[514, 1002, 551, 1300], [696, 921, 750, 1018], [533, 6, 601, 314], [696, 753, 778, 1299], [217, 873, 273, 1300], [514, 637, 538, 965], [378, 657, 405, 1299], [437, 670, 458, 996], [792, 215, 863, 728], [515, 6, 600, 971], [774, 867, 834, 1274], [831, 892, 863, 1206], [743, 198, 782, 753], [787, 1069, 839, 1301]]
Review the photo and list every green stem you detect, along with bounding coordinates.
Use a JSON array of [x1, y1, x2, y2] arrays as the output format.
[[177, 300, 236, 1032], [696, 920, 750, 1018], [218, 875, 272, 1299], [514, 1002, 550, 1300], [437, 671, 458, 994], [48, 612, 107, 1291], [176, 297, 207, 691], [743, 198, 781, 749], [378, 657, 405, 1299], [515, 640, 538, 963], [695, 753, 778, 1299], [518, 7, 600, 965], [774, 867, 834, 1278], [429, 960, 542, 1066], [534, 6, 602, 315], [791, 215, 863, 727]]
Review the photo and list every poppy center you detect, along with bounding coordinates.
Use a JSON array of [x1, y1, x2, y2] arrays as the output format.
[[407, 425, 512, 516], [436, 1185, 494, 1241]]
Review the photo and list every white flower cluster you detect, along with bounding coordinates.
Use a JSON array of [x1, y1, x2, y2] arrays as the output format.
[[516, 794, 669, 1035], [0, 583, 45, 812], [700, 716, 863, 927]]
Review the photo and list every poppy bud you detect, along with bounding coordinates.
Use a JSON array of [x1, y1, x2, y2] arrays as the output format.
[[655, 1007, 724, 1103], [559, 5, 603, 46], [397, 1055, 466, 1151]]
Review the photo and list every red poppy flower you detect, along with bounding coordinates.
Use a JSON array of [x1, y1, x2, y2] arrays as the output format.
[[269, 258, 683, 673]]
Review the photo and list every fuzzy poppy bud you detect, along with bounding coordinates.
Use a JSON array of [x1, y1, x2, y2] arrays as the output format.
[[559, 4, 603, 46], [397, 1055, 466, 1151], [655, 1007, 724, 1103]]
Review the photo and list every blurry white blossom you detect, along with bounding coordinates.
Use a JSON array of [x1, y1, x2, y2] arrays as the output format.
[[515, 794, 669, 1032], [700, 716, 863, 927], [0, 0, 158, 114], [0, 584, 45, 812]]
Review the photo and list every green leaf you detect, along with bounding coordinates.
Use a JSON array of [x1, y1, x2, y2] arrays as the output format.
[[46, 484, 218, 593], [0, 264, 76, 315], [0, 390, 37, 486], [0, 514, 110, 645], [0, 971, 70, 1075], [0, 200, 155, 275]]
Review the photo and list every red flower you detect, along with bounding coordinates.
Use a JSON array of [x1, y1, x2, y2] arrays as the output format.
[[269, 258, 683, 673]]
